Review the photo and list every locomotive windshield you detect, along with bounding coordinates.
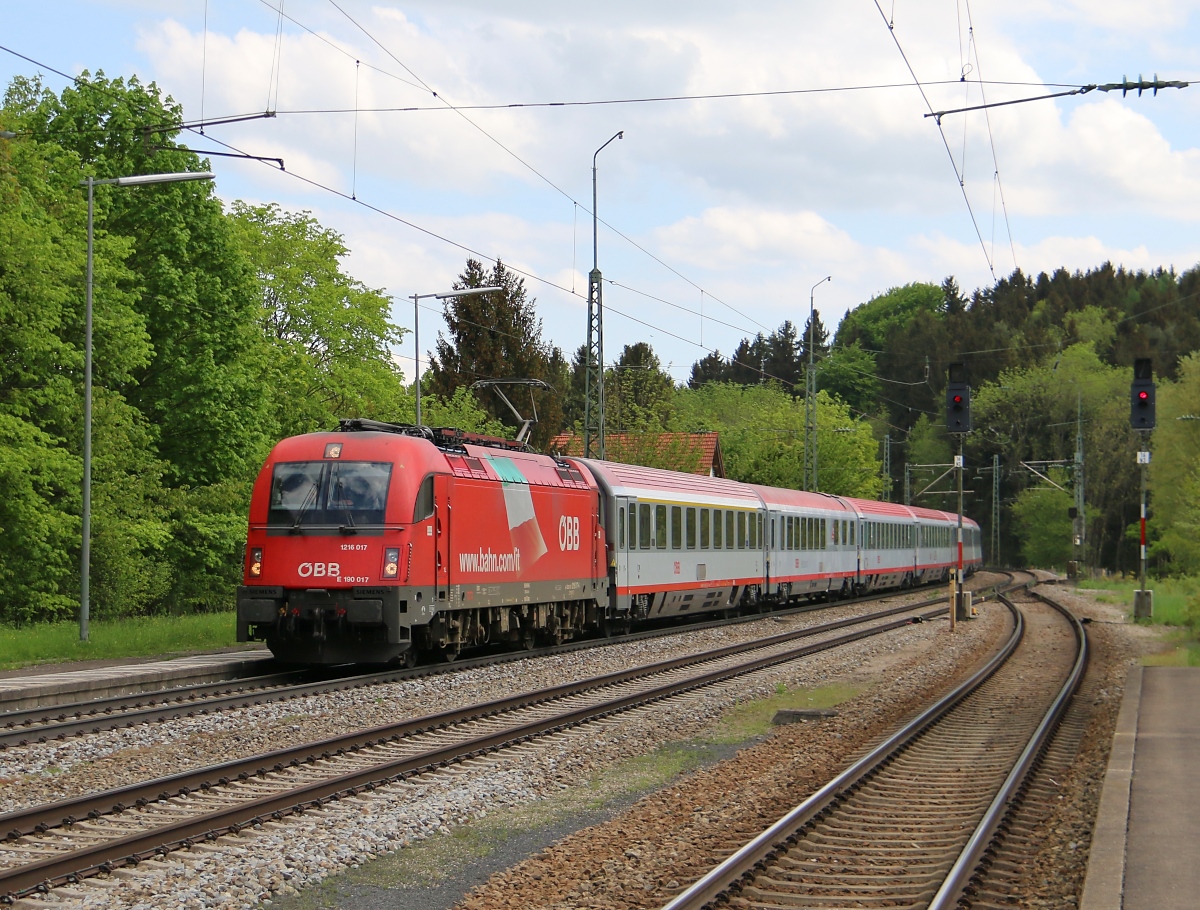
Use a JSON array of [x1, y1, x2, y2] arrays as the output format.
[[268, 461, 392, 531]]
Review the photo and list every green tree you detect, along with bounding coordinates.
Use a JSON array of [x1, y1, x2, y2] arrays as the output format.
[[689, 349, 732, 388], [607, 342, 674, 433], [1010, 472, 1074, 569], [670, 383, 882, 497], [818, 341, 882, 415], [1149, 353, 1200, 573], [229, 202, 406, 437], [835, 282, 944, 353], [428, 259, 567, 448], [14, 72, 273, 488], [0, 80, 187, 622]]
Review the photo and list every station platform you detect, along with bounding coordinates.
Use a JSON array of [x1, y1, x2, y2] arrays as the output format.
[[0, 649, 274, 712], [1081, 665, 1200, 910]]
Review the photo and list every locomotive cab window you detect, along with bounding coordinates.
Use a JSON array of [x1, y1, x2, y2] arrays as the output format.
[[268, 460, 393, 532]]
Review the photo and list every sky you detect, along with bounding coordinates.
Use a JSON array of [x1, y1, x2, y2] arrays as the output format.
[[4, 1, 1200, 385]]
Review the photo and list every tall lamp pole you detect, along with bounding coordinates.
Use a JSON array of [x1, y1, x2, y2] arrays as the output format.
[[410, 286, 502, 427], [805, 275, 831, 491], [80, 170, 214, 642], [584, 130, 623, 461]]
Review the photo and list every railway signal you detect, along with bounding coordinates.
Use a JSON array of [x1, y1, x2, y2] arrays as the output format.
[[946, 362, 972, 434], [1130, 358, 1155, 618], [1130, 358, 1156, 429], [944, 363, 972, 626]]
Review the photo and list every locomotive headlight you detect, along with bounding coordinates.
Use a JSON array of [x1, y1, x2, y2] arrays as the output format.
[[383, 547, 400, 579], [249, 548, 263, 578]]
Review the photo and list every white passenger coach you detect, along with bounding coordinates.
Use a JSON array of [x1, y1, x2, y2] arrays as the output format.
[[576, 458, 982, 621]]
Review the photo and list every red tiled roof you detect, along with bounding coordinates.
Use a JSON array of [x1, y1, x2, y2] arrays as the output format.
[[549, 432, 725, 478]]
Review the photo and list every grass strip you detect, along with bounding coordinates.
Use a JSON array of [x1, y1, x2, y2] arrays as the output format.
[[0, 612, 240, 670], [1078, 576, 1199, 665]]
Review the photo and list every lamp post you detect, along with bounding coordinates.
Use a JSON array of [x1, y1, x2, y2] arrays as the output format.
[[804, 275, 831, 491], [584, 130, 623, 461], [410, 286, 502, 427], [80, 170, 214, 642]]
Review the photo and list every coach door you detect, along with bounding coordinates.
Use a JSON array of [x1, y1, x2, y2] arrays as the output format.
[[434, 474, 452, 605], [615, 498, 634, 609]]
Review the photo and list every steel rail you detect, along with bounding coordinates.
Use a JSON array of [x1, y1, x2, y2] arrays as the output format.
[[0, 591, 974, 844], [0, 592, 990, 901], [659, 594, 1027, 910], [925, 587, 1088, 910], [0, 576, 1011, 749]]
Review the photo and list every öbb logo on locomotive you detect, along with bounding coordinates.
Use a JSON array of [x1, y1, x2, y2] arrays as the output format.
[[236, 419, 982, 665], [558, 514, 581, 551]]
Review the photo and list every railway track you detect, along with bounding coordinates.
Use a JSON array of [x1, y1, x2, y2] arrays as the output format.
[[660, 583, 1085, 910], [0, 575, 1014, 751], [0, 580, 1023, 904]]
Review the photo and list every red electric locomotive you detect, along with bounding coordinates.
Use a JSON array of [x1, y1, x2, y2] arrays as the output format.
[[237, 420, 608, 664]]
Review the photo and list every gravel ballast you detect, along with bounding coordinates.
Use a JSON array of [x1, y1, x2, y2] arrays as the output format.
[[0, 587, 956, 812], [4, 581, 1023, 910]]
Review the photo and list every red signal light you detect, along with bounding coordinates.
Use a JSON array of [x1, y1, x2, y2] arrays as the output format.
[[952, 395, 963, 404], [1138, 390, 1149, 401]]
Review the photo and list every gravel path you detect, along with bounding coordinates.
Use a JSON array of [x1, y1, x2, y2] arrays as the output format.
[[7, 583, 1006, 910]]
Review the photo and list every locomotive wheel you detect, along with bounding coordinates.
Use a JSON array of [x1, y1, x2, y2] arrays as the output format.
[[389, 649, 418, 670]]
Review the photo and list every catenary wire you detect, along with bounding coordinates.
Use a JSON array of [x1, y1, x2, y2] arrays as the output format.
[[5, 44, 1187, 412], [266, 79, 1085, 115], [963, 0, 1018, 272], [871, 0, 997, 281], [318, 0, 771, 334]]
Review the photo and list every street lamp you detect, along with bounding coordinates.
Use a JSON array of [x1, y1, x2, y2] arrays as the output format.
[[584, 130, 623, 461], [410, 286, 502, 427], [805, 275, 831, 491], [80, 170, 214, 642]]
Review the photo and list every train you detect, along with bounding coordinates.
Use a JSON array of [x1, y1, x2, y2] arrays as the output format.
[[236, 419, 982, 665]]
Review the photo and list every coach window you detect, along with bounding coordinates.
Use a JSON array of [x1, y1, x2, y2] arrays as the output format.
[[639, 504, 651, 549], [726, 510, 735, 549], [700, 509, 711, 549], [748, 512, 757, 549], [619, 507, 626, 549], [712, 509, 722, 549], [655, 504, 668, 549], [736, 511, 746, 549], [820, 519, 827, 550], [686, 508, 697, 549], [671, 506, 683, 550]]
